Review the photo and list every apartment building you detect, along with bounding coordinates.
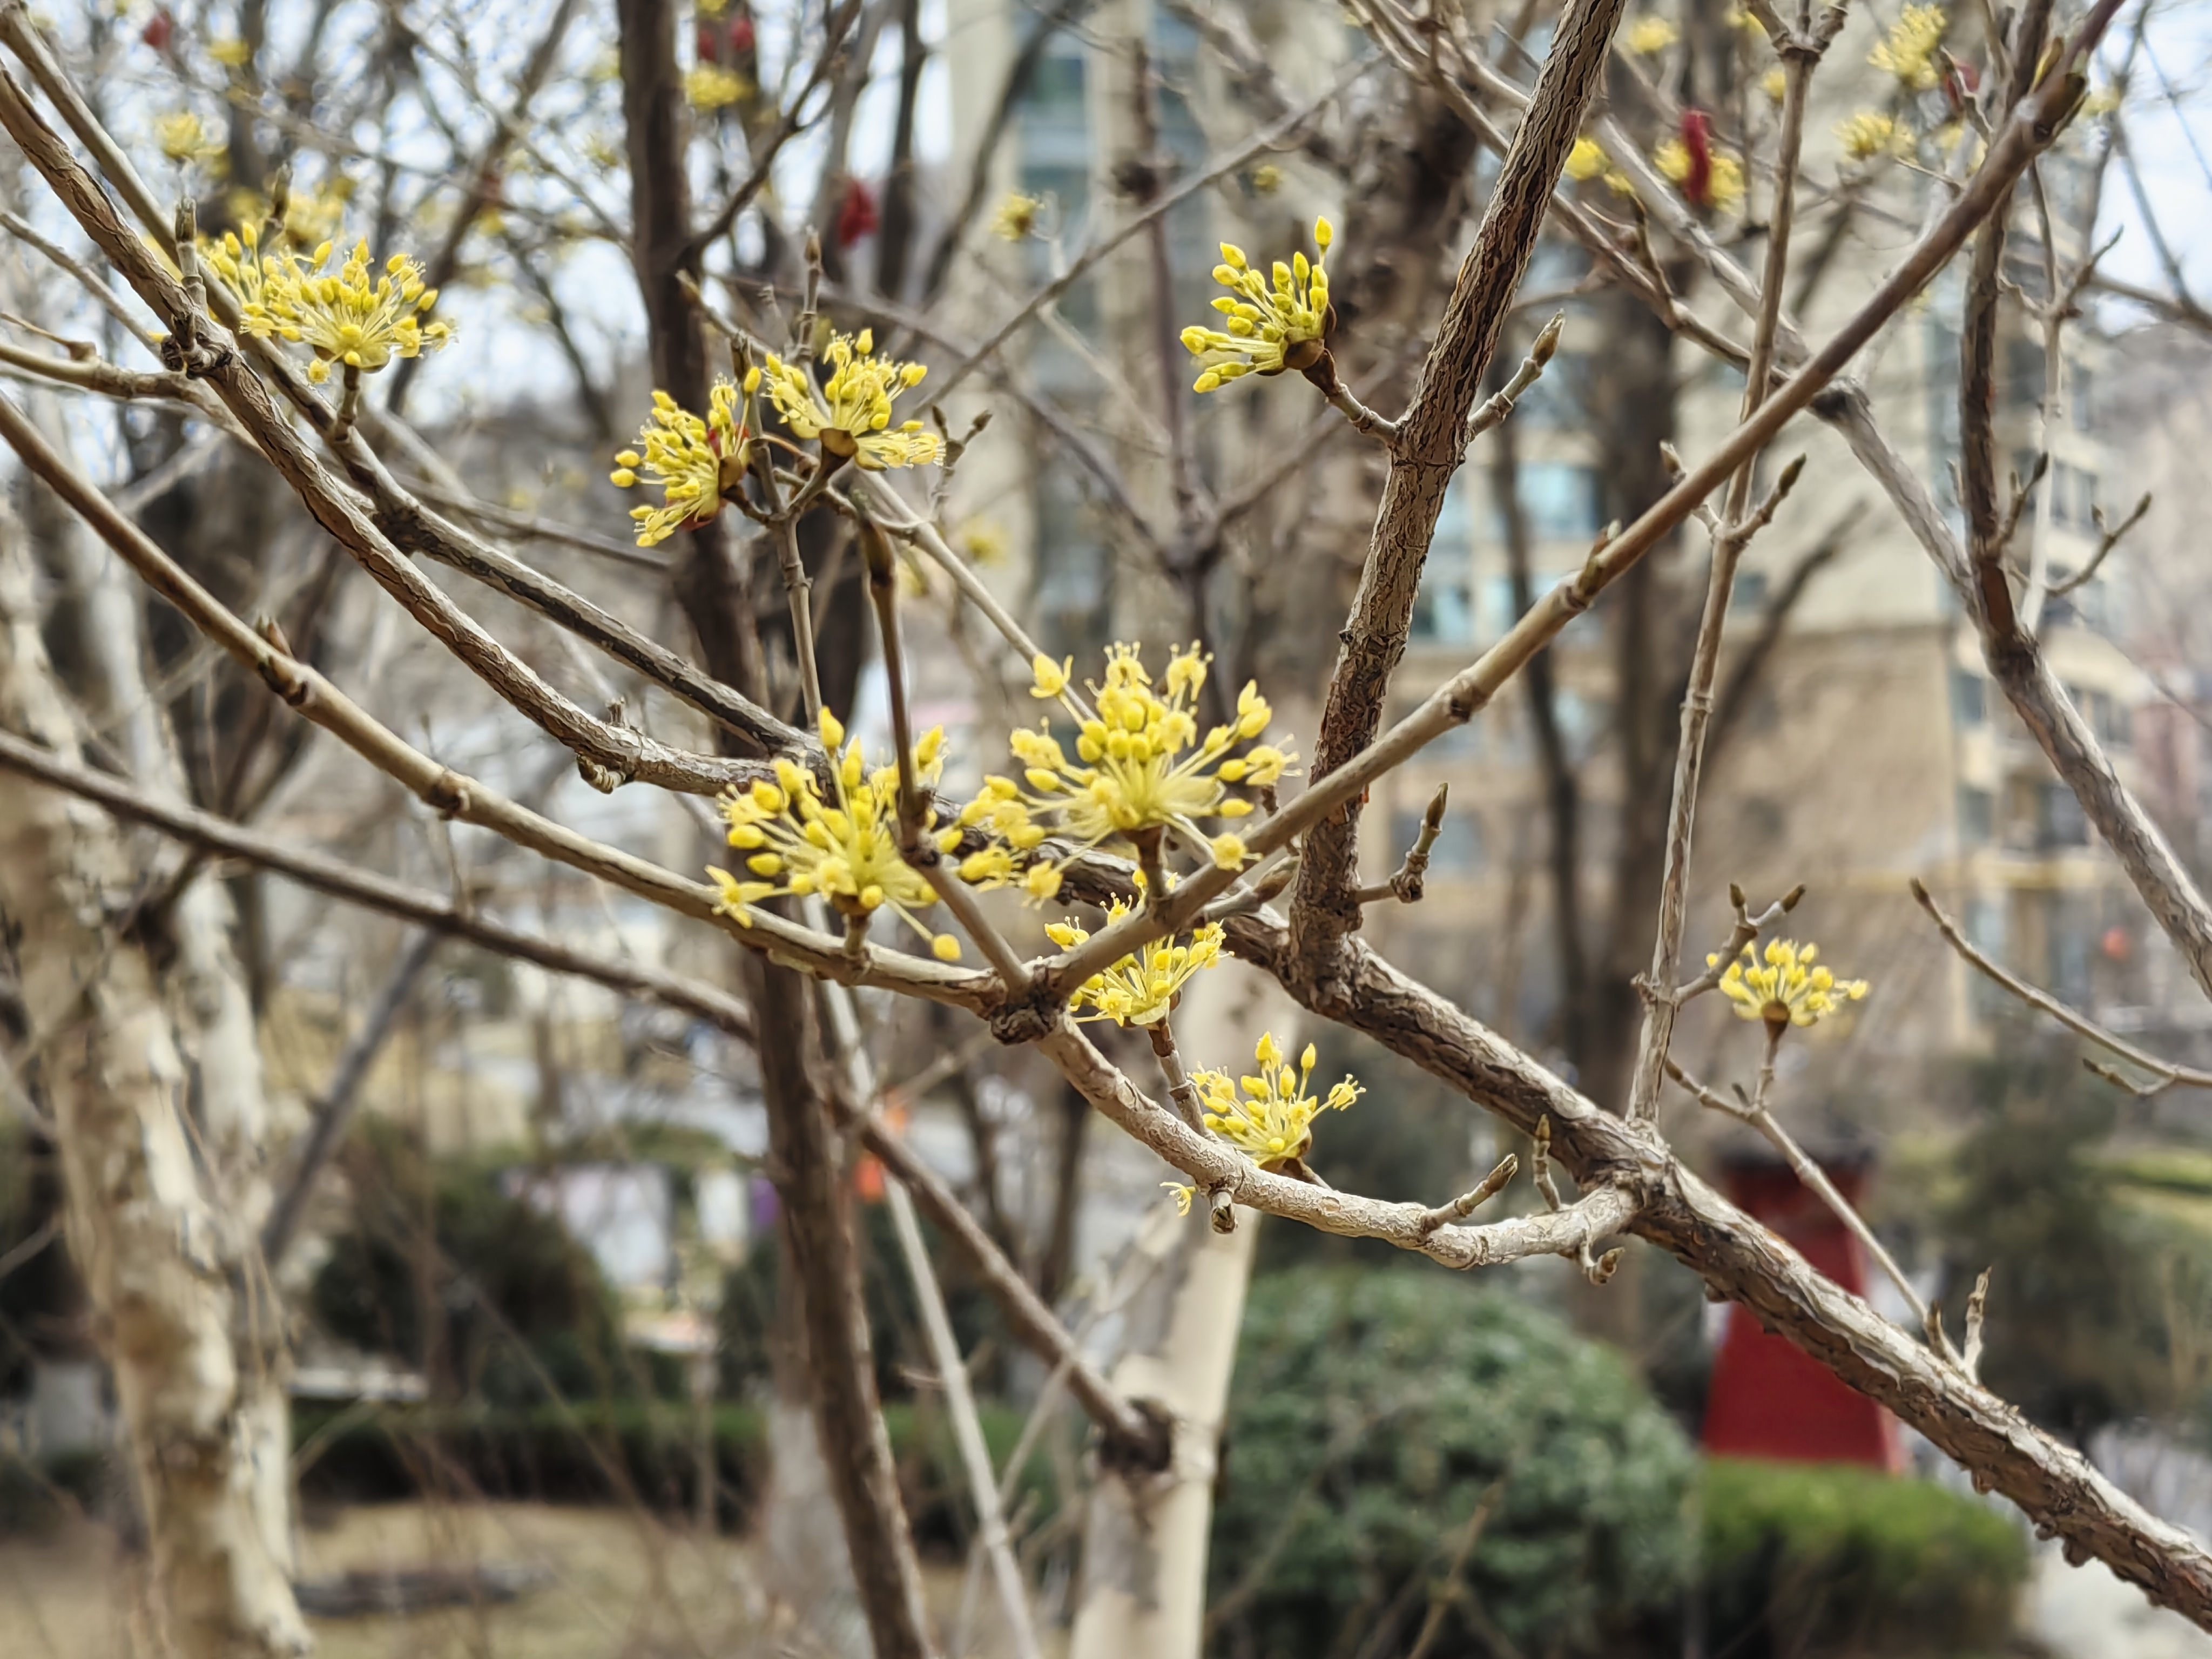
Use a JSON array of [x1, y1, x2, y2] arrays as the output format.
[[937, 0, 2169, 1096]]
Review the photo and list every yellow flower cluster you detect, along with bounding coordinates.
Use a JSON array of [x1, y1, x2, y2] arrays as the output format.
[[1193, 1033, 1361, 1169], [992, 192, 1044, 241], [1837, 110, 1907, 161], [708, 709, 962, 961], [1625, 14, 1679, 54], [956, 643, 1294, 903], [1043, 899, 1224, 1027], [156, 110, 222, 166], [1565, 136, 1634, 194], [611, 376, 754, 547], [761, 329, 942, 470], [685, 64, 750, 110], [207, 233, 453, 384], [1655, 137, 1746, 211], [1181, 218, 1333, 393], [1715, 939, 1868, 1028], [1870, 4, 1948, 92]]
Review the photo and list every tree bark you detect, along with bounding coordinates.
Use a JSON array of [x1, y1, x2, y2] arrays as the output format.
[[0, 490, 307, 1658], [1068, 967, 1287, 1659]]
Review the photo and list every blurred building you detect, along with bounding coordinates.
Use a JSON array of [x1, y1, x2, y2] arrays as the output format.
[[936, 0, 2167, 1108]]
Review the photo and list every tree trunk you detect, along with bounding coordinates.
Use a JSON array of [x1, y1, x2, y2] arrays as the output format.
[[1068, 967, 1288, 1659], [0, 490, 308, 1658]]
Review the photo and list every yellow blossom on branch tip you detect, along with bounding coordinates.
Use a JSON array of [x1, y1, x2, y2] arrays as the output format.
[[708, 712, 959, 960], [210, 234, 454, 383], [1626, 14, 1678, 53], [1193, 1034, 1361, 1170], [156, 110, 221, 165], [761, 328, 942, 470], [1655, 138, 1747, 212], [1714, 938, 1868, 1028], [959, 642, 1297, 896], [1566, 137, 1609, 181], [1043, 899, 1224, 1026], [612, 380, 752, 547], [1761, 66, 1788, 104], [685, 63, 750, 110], [992, 192, 1043, 240], [1181, 217, 1333, 393], [1837, 111, 1906, 161], [1870, 4, 1947, 92], [1163, 1182, 1196, 1216]]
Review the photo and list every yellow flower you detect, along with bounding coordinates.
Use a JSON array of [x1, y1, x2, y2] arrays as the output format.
[[1043, 899, 1224, 1026], [761, 329, 942, 470], [685, 63, 748, 110], [1626, 14, 1679, 53], [708, 708, 961, 960], [1714, 939, 1868, 1028], [208, 36, 251, 66], [956, 642, 1297, 898], [1192, 1033, 1361, 1171], [957, 519, 1009, 565], [1249, 163, 1283, 195], [1180, 217, 1333, 393], [612, 376, 754, 547], [156, 110, 222, 166], [1654, 138, 1747, 211], [1836, 110, 1906, 161], [1761, 66, 1788, 103], [1870, 4, 1947, 93], [1163, 1182, 1196, 1216], [1566, 137, 1609, 181], [992, 192, 1044, 240], [217, 235, 454, 382]]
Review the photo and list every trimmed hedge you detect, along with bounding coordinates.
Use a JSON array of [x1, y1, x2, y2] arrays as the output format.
[[1700, 1457, 2028, 1656], [1207, 1270, 1696, 1658]]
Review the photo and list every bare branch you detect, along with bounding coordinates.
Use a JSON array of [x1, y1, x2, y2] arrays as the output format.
[[1912, 879, 2212, 1096]]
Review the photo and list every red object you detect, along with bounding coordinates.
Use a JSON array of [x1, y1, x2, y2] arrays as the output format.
[[1680, 109, 1716, 208], [1702, 1157, 1905, 1471], [835, 177, 879, 249], [2102, 925, 2132, 962], [1944, 59, 1979, 114], [696, 12, 756, 64], [141, 9, 174, 50]]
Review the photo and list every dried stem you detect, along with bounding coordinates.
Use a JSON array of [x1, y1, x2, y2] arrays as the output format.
[[1912, 879, 2212, 1096], [1667, 1054, 1931, 1335]]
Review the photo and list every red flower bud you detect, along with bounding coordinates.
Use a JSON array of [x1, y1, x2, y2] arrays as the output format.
[[141, 9, 174, 50], [835, 177, 879, 249]]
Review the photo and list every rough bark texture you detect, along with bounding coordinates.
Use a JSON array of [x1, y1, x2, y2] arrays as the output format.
[[748, 953, 939, 1658], [1287, 0, 1636, 971], [0, 496, 307, 1658], [615, 7, 937, 1651], [1067, 967, 1280, 1659]]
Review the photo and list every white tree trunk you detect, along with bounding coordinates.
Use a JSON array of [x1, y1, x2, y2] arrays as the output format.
[[1068, 966, 1289, 1659], [0, 490, 309, 1657]]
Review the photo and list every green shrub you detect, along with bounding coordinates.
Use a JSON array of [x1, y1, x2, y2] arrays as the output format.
[[1699, 1458, 2028, 1656], [309, 1123, 637, 1407], [1207, 1269, 1695, 1658]]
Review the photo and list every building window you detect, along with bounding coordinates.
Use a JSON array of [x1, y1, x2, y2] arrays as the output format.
[[2037, 781, 2089, 850], [2072, 363, 2095, 431], [1731, 569, 1769, 611], [1957, 786, 1994, 846], [2006, 338, 2045, 412], [1950, 668, 1987, 726], [1411, 480, 1475, 645], [1486, 462, 1601, 543]]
